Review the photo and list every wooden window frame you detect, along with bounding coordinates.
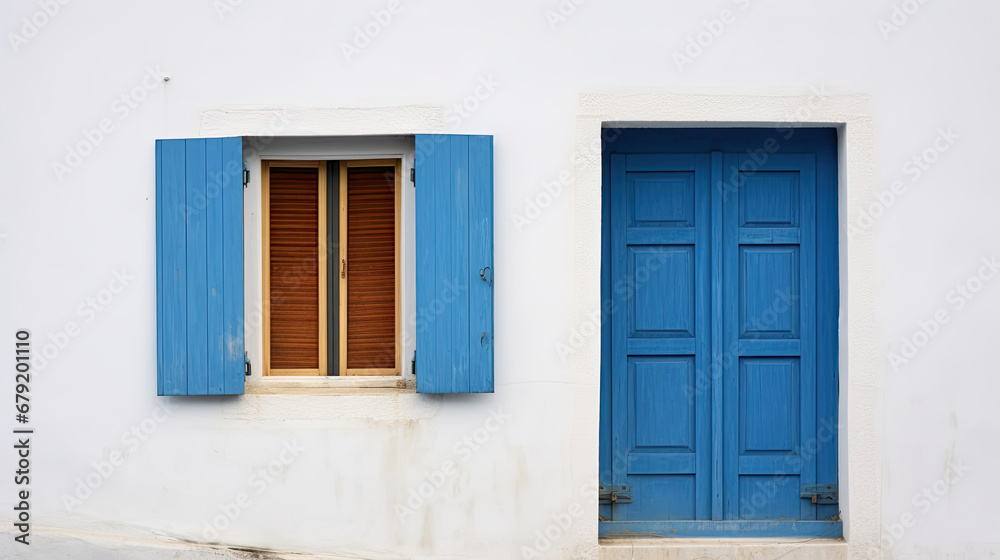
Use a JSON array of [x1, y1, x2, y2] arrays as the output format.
[[261, 158, 401, 377], [339, 159, 403, 376], [261, 160, 328, 376]]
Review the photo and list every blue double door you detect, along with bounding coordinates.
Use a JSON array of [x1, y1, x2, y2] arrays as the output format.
[[601, 130, 838, 524]]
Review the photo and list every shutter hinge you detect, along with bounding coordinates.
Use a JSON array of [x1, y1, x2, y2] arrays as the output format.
[[244, 352, 251, 377], [412, 351, 416, 377], [410, 167, 415, 186], [800, 484, 838, 504], [598, 484, 632, 505], [243, 163, 249, 188]]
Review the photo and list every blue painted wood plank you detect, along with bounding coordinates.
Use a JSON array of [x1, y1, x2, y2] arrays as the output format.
[[610, 153, 630, 517], [738, 455, 802, 475], [628, 453, 697, 474], [415, 135, 440, 392], [205, 138, 225, 395], [722, 153, 740, 519], [694, 153, 712, 520], [156, 140, 164, 397], [599, 520, 842, 538], [738, 339, 801, 356], [468, 135, 494, 393], [434, 137, 455, 392], [798, 155, 819, 520], [450, 135, 470, 392], [815, 134, 840, 520], [625, 228, 696, 245], [710, 150, 724, 520], [624, 153, 708, 172], [185, 139, 209, 395], [221, 137, 244, 395], [625, 339, 699, 356], [158, 140, 188, 396], [738, 228, 800, 244]]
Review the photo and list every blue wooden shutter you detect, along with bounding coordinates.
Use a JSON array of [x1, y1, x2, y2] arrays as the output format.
[[414, 135, 494, 393], [156, 137, 245, 395]]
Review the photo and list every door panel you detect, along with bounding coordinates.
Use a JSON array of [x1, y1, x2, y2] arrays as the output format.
[[611, 154, 712, 521]]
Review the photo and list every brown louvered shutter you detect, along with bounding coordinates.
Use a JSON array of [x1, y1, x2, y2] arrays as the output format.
[[344, 166, 397, 371], [267, 165, 322, 372]]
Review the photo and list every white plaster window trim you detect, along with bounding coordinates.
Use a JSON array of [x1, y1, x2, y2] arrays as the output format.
[[572, 92, 881, 560]]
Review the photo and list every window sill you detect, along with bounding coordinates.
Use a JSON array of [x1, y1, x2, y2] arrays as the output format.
[[245, 376, 415, 394]]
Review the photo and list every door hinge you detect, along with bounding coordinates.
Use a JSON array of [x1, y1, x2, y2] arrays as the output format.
[[243, 163, 249, 188], [410, 167, 415, 185], [598, 484, 632, 505], [412, 351, 416, 377], [801, 484, 838, 504], [244, 352, 251, 377]]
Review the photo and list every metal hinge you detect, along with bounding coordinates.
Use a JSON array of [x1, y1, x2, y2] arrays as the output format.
[[801, 484, 838, 504], [243, 163, 249, 188], [598, 484, 632, 505], [412, 351, 416, 377], [410, 167, 415, 185], [244, 352, 251, 377]]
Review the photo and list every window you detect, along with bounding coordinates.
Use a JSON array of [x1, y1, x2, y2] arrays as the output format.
[[261, 159, 402, 377], [154, 134, 494, 395]]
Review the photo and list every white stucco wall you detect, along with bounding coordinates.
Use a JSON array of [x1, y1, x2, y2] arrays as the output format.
[[1, 1, 998, 559]]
